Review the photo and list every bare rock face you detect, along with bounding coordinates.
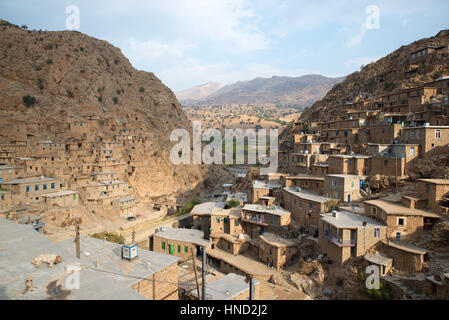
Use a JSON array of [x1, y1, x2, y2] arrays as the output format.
[[0, 20, 228, 204]]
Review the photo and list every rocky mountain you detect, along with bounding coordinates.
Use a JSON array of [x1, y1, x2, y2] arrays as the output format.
[[297, 30, 449, 123], [176, 82, 222, 104], [0, 19, 228, 203], [178, 75, 344, 107]]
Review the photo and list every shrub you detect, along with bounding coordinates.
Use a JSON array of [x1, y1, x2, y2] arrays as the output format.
[[23, 95, 37, 107], [91, 231, 125, 244], [180, 198, 201, 214], [46, 58, 53, 64], [227, 199, 240, 208], [66, 89, 74, 98], [112, 97, 119, 104], [98, 96, 102, 102], [139, 87, 145, 92]]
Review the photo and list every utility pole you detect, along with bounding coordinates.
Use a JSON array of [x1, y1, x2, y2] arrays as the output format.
[[191, 249, 201, 300], [75, 221, 80, 259], [202, 246, 207, 300], [249, 276, 255, 300]]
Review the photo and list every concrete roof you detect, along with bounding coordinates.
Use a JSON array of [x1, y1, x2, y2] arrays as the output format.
[[320, 211, 387, 229], [189, 273, 259, 300], [383, 240, 428, 255], [364, 199, 441, 218], [242, 204, 290, 216], [191, 202, 226, 215], [153, 228, 210, 247], [286, 174, 324, 181], [42, 190, 76, 198], [326, 174, 362, 179], [259, 233, 297, 248], [417, 179, 449, 185], [0, 165, 14, 170], [253, 180, 281, 189], [0, 218, 148, 300], [330, 154, 371, 159], [211, 208, 242, 218], [284, 187, 338, 204], [1, 176, 59, 185], [364, 252, 392, 266]]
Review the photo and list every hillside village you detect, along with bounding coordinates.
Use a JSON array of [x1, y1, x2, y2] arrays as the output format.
[[1, 20, 449, 301]]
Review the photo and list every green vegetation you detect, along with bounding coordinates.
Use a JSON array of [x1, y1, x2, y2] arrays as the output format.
[[227, 199, 240, 208], [66, 89, 74, 98], [46, 58, 53, 64], [203, 178, 211, 189], [357, 270, 393, 300], [139, 87, 145, 92], [22, 95, 37, 107], [112, 96, 119, 104], [91, 231, 125, 244], [178, 198, 201, 214]]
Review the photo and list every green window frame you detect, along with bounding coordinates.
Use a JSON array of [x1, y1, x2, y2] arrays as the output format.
[[184, 246, 188, 253], [161, 241, 165, 250], [234, 220, 239, 226], [178, 245, 181, 253]]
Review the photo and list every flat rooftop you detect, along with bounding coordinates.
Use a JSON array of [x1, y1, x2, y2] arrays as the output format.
[[42, 190, 76, 198], [191, 202, 226, 215], [364, 252, 392, 266], [364, 199, 441, 218], [284, 187, 337, 204], [188, 273, 259, 300], [0, 218, 149, 300], [320, 211, 386, 229], [253, 180, 281, 189], [286, 174, 324, 181], [1, 176, 59, 184], [417, 179, 449, 185], [259, 232, 297, 248], [242, 204, 290, 216], [153, 228, 210, 247], [211, 208, 242, 218], [383, 240, 428, 255], [326, 174, 361, 179]]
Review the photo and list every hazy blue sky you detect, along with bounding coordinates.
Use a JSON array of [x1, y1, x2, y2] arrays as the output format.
[[1, 0, 449, 91]]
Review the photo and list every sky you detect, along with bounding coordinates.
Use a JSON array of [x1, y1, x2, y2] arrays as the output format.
[[1, 0, 449, 92]]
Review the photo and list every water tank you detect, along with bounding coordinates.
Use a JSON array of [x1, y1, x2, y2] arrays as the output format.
[[122, 243, 138, 261], [332, 210, 338, 218], [296, 186, 301, 192]]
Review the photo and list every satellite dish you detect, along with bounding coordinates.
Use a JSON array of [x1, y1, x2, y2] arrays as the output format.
[[362, 221, 367, 227]]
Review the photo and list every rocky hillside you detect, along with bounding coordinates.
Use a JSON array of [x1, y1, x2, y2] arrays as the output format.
[[298, 30, 449, 123], [0, 20, 228, 202], [176, 82, 223, 105], [179, 75, 344, 107]]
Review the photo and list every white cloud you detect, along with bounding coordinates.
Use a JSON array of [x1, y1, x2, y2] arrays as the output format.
[[124, 39, 196, 61]]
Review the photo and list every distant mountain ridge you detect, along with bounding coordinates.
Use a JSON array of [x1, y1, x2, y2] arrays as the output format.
[[176, 82, 223, 104], [177, 74, 344, 107]]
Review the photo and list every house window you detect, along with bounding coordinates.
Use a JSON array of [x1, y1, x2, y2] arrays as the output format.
[[1, 195, 4, 200], [184, 246, 188, 253], [384, 160, 388, 166], [161, 241, 165, 250], [426, 184, 430, 194], [177, 245, 181, 253], [35, 185, 39, 191], [351, 180, 355, 188], [410, 147, 415, 156], [374, 228, 380, 238], [216, 217, 220, 223], [51, 183, 55, 189], [308, 203, 313, 210], [299, 200, 302, 208], [398, 218, 405, 226], [435, 130, 441, 139], [270, 217, 274, 225], [234, 220, 239, 226], [26, 186, 30, 192], [332, 180, 336, 188], [372, 207, 377, 215]]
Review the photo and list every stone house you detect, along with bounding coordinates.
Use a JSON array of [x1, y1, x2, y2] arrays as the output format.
[[0, 190, 12, 212], [43, 190, 78, 208], [400, 126, 449, 158], [0, 176, 66, 205], [318, 210, 387, 266], [258, 232, 298, 270], [240, 204, 291, 238], [282, 187, 337, 233], [191, 202, 226, 239], [417, 179, 449, 211], [284, 174, 324, 194], [0, 165, 15, 183], [368, 123, 403, 144], [324, 174, 362, 203], [328, 154, 370, 176], [380, 239, 428, 274], [152, 227, 210, 261], [364, 199, 441, 240]]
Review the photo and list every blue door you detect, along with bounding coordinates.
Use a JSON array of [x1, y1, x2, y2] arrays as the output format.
[[347, 194, 351, 203], [396, 232, 401, 241], [260, 226, 265, 234]]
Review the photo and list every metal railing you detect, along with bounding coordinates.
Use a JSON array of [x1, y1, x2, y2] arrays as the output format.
[[323, 231, 356, 247]]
